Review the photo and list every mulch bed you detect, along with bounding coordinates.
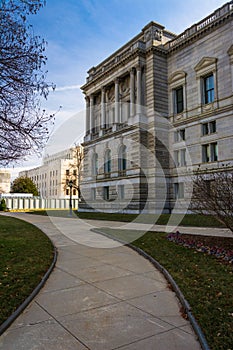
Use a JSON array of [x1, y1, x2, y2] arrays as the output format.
[[167, 232, 233, 264]]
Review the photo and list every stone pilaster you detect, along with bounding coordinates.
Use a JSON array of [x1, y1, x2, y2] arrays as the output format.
[[101, 87, 106, 128], [136, 65, 142, 114], [90, 94, 94, 134], [85, 96, 90, 135], [130, 68, 135, 117], [115, 78, 120, 124]]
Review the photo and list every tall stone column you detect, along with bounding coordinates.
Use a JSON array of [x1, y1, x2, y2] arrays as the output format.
[[85, 96, 90, 134], [130, 68, 135, 117], [115, 78, 120, 124], [90, 94, 94, 134], [101, 87, 106, 128], [136, 65, 142, 114]]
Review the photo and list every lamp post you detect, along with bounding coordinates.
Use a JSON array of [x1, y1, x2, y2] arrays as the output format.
[[68, 180, 73, 216]]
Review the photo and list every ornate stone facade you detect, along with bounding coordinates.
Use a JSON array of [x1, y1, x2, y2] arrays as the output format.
[[80, 2, 233, 214]]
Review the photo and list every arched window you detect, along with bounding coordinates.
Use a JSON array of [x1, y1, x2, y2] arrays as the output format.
[[104, 149, 111, 174], [92, 153, 98, 175], [118, 145, 127, 172]]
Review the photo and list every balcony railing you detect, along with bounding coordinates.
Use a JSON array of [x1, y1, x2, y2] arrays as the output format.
[[165, 1, 233, 50]]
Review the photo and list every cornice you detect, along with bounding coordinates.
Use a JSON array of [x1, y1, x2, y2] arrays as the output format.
[[83, 125, 136, 146], [81, 49, 146, 92], [166, 5, 233, 54]]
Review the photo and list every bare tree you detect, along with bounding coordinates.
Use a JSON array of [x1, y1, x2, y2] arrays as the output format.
[[0, 0, 55, 165], [191, 167, 233, 233]]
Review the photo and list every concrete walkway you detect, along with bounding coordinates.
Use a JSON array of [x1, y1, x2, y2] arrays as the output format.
[[0, 213, 204, 350]]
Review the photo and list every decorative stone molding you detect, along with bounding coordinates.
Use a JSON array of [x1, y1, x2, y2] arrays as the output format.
[[228, 45, 233, 64], [227, 45, 233, 92], [194, 57, 218, 76], [195, 57, 218, 111], [168, 71, 187, 85], [143, 22, 164, 42], [120, 76, 130, 96], [107, 85, 115, 102]]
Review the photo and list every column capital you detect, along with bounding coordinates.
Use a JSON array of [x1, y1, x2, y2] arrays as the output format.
[[136, 64, 142, 71], [114, 77, 120, 84], [130, 67, 135, 74]]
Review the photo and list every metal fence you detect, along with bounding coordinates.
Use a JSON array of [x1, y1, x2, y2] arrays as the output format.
[[1, 195, 79, 211]]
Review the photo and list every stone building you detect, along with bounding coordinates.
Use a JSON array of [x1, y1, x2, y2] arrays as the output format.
[[0, 169, 11, 194], [79, 1, 233, 214], [19, 147, 83, 199]]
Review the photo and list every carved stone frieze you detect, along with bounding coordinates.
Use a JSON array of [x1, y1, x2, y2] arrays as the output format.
[[106, 85, 115, 102], [144, 26, 162, 42], [120, 76, 130, 96]]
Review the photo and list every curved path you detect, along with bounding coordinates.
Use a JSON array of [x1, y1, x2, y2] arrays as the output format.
[[0, 213, 201, 350]]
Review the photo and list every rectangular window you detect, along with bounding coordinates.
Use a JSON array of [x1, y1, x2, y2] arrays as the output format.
[[103, 186, 109, 201], [204, 74, 214, 104], [209, 120, 216, 133], [174, 129, 185, 142], [211, 142, 218, 161], [180, 129, 185, 141], [66, 169, 69, 176], [91, 188, 96, 201], [174, 149, 186, 167], [118, 185, 125, 200], [202, 120, 216, 135], [174, 150, 179, 167], [174, 86, 184, 114], [180, 149, 186, 166], [174, 182, 184, 199], [202, 143, 218, 162]]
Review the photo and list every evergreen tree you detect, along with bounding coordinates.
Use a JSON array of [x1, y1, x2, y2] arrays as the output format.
[[11, 176, 39, 196]]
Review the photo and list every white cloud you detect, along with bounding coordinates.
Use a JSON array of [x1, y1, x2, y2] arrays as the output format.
[[55, 84, 82, 92]]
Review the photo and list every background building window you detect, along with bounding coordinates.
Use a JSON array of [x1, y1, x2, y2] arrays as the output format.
[[204, 74, 214, 104], [174, 86, 184, 114]]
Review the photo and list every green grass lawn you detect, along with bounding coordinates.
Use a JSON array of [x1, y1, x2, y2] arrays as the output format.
[[28, 210, 224, 228], [99, 228, 233, 350], [0, 216, 54, 326]]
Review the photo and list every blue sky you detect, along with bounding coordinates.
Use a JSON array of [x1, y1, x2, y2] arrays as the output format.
[[12, 0, 226, 176]]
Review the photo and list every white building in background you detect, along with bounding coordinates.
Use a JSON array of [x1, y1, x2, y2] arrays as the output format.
[[0, 169, 11, 194], [19, 146, 83, 199]]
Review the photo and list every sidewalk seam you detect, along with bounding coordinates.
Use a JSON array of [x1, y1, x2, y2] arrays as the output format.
[[91, 227, 210, 350]]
